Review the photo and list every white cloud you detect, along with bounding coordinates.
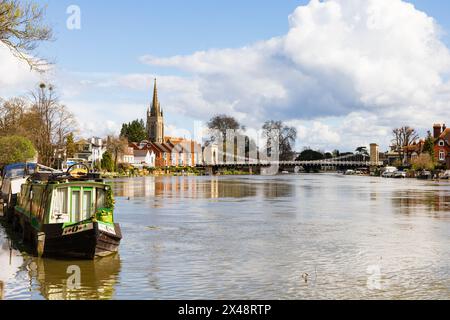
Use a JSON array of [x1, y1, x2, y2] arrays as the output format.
[[138, 0, 450, 151], [0, 44, 40, 97]]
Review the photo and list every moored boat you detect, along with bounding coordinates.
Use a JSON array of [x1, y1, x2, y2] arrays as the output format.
[[1, 163, 38, 221], [12, 164, 122, 260]]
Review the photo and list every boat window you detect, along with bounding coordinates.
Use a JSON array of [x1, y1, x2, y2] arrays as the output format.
[[5, 168, 25, 179], [82, 190, 92, 220], [51, 188, 70, 223], [54, 188, 68, 214], [96, 188, 105, 209], [71, 190, 81, 222]]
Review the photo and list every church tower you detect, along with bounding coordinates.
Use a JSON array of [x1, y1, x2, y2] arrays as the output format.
[[147, 79, 164, 143]]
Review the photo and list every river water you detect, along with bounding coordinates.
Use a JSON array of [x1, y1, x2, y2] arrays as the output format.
[[1, 174, 450, 300]]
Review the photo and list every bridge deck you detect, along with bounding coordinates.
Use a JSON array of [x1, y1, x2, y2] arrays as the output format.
[[198, 161, 383, 167]]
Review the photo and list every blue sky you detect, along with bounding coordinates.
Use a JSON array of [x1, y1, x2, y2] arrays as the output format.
[[3, 0, 450, 152], [37, 0, 450, 72]]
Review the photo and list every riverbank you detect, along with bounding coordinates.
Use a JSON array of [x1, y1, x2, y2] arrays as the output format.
[[100, 167, 254, 179]]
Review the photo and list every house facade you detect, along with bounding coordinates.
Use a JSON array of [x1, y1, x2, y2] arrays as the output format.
[[74, 137, 106, 168], [129, 142, 157, 167], [433, 124, 450, 168], [165, 138, 203, 167], [120, 146, 135, 165], [134, 149, 156, 167]]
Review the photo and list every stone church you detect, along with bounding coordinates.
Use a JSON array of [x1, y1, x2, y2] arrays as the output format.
[[146, 79, 164, 143]]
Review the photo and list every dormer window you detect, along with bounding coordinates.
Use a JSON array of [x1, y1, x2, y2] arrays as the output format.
[[439, 140, 445, 147]]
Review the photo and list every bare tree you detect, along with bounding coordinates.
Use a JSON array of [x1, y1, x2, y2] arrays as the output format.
[[207, 114, 245, 141], [0, 0, 52, 70], [27, 83, 77, 166], [392, 126, 419, 163], [262, 120, 297, 161], [107, 135, 128, 170]]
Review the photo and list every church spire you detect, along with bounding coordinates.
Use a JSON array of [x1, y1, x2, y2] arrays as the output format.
[[151, 78, 161, 116], [147, 78, 164, 143]]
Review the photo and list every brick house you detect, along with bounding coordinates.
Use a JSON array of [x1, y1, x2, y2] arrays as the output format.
[[433, 124, 450, 168]]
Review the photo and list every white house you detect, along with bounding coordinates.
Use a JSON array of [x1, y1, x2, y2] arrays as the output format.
[[74, 137, 107, 168], [120, 146, 135, 165]]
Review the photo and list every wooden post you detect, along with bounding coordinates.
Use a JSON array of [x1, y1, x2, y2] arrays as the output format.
[[0, 280, 4, 300], [37, 232, 46, 257]]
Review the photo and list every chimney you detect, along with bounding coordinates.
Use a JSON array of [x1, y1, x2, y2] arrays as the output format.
[[433, 124, 442, 139], [443, 124, 447, 132]]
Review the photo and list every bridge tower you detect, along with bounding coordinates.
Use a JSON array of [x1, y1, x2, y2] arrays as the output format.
[[370, 143, 379, 164]]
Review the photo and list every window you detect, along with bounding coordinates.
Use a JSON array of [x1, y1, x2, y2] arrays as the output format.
[[96, 189, 105, 209], [52, 188, 69, 223], [71, 187, 94, 223], [71, 190, 81, 222], [439, 151, 446, 161], [82, 190, 92, 220], [54, 188, 67, 214], [439, 140, 445, 146]]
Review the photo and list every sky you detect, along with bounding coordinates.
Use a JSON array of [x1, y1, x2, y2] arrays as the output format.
[[2, 0, 450, 152]]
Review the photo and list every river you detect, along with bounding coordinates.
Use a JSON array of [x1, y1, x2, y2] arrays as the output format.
[[1, 174, 450, 300]]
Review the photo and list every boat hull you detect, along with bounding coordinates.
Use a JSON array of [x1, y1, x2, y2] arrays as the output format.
[[17, 212, 122, 260], [43, 222, 122, 260]]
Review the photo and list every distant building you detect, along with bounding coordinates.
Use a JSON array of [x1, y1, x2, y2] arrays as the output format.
[[134, 149, 156, 167], [138, 79, 203, 168], [433, 123, 450, 168], [129, 142, 156, 167], [165, 137, 202, 167], [74, 137, 106, 167], [120, 146, 135, 165], [385, 145, 402, 166]]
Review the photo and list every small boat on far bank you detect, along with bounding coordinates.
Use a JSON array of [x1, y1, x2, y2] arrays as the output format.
[[11, 164, 122, 260]]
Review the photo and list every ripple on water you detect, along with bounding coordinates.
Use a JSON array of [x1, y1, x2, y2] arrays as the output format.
[[2, 175, 450, 299]]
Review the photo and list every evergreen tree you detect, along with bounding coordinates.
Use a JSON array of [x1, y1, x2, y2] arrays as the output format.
[[101, 151, 114, 172], [423, 131, 435, 159], [296, 149, 324, 161], [120, 119, 147, 142], [66, 132, 76, 158]]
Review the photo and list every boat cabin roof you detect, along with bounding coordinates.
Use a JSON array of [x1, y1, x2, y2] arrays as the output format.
[[2, 163, 37, 179]]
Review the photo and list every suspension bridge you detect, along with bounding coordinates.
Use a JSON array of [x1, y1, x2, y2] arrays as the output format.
[[198, 153, 383, 174]]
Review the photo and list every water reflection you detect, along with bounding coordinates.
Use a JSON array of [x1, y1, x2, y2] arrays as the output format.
[[114, 176, 295, 200], [1, 220, 121, 300], [392, 189, 450, 216], [0, 229, 25, 300], [1, 175, 450, 299], [28, 255, 121, 300]]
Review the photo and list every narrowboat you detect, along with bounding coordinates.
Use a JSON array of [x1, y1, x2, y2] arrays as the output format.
[[1, 163, 38, 221], [12, 165, 122, 260]]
